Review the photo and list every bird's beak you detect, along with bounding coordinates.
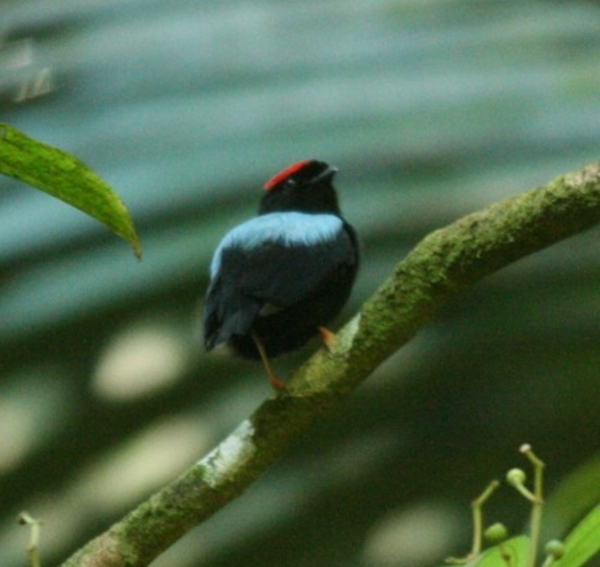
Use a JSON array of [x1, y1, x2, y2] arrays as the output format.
[[312, 165, 338, 184]]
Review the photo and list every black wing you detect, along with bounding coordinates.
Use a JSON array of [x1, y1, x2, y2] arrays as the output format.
[[238, 228, 355, 305], [203, 219, 356, 350]]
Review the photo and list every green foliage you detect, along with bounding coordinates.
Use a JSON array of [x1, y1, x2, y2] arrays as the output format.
[[0, 123, 141, 258], [447, 446, 600, 567], [554, 505, 600, 567], [469, 536, 529, 567]]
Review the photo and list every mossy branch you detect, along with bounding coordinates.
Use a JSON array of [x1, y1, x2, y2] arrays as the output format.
[[59, 162, 600, 567]]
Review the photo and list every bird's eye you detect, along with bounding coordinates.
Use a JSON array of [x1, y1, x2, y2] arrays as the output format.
[[284, 178, 297, 189]]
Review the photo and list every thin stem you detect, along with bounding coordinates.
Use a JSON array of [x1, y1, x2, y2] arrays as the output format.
[[446, 480, 500, 564], [19, 512, 43, 567], [520, 444, 546, 567]]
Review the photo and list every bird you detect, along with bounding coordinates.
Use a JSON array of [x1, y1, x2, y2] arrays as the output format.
[[202, 159, 359, 389]]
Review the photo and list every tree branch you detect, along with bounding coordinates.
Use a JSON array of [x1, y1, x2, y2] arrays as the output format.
[[59, 161, 600, 567]]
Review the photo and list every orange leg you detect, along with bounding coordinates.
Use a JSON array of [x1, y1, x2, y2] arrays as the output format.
[[252, 333, 286, 391], [318, 326, 337, 351]]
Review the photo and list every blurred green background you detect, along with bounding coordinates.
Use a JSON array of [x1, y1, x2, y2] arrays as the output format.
[[2, 1, 600, 566]]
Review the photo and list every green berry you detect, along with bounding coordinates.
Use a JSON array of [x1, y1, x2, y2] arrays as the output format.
[[506, 468, 527, 486], [484, 522, 509, 543], [544, 540, 566, 559]]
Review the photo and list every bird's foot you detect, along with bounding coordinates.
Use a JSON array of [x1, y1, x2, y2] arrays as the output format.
[[252, 332, 287, 391], [268, 373, 287, 391], [318, 326, 337, 351]]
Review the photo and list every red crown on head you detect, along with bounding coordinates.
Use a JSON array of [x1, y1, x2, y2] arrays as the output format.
[[263, 160, 312, 191]]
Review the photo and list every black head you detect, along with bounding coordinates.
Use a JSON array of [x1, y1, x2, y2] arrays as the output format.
[[259, 160, 341, 215]]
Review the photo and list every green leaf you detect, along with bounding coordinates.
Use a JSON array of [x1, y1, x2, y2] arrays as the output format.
[[0, 123, 142, 258], [468, 536, 529, 567], [555, 504, 600, 567], [544, 453, 600, 540]]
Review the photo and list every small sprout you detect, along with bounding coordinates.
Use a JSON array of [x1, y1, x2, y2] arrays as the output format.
[[544, 540, 566, 560], [484, 522, 509, 544]]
